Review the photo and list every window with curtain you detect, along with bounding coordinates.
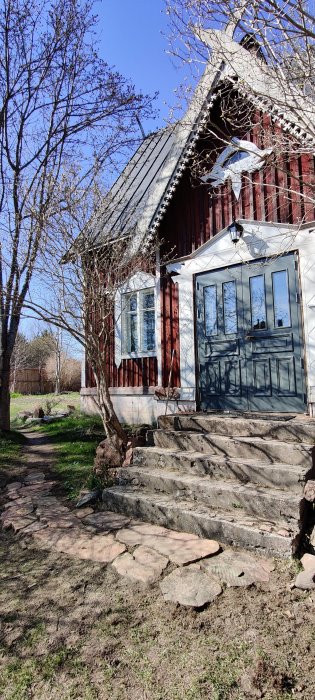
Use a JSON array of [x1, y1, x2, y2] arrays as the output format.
[[121, 287, 155, 356]]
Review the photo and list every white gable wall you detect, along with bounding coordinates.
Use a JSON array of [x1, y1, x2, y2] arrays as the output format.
[[169, 220, 315, 415]]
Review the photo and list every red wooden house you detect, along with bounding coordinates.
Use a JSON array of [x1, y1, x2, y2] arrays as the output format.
[[81, 30, 315, 424]]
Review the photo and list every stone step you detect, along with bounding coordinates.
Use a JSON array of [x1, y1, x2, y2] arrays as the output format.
[[149, 430, 314, 467], [158, 414, 315, 444], [102, 486, 296, 556], [117, 466, 301, 523], [133, 446, 309, 492]]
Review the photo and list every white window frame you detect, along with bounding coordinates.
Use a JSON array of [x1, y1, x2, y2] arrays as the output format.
[[114, 272, 157, 366], [121, 287, 156, 357]]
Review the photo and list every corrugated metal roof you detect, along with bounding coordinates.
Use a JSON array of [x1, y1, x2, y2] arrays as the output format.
[[92, 126, 176, 243]]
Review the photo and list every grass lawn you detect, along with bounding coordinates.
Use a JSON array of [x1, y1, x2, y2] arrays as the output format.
[[0, 430, 27, 490], [10, 391, 81, 423], [9, 392, 100, 499], [34, 413, 105, 500]]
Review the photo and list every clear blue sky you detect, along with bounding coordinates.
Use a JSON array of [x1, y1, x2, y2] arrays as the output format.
[[97, 0, 186, 132]]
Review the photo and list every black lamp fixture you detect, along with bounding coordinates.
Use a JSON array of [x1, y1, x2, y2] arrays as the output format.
[[228, 220, 244, 244]]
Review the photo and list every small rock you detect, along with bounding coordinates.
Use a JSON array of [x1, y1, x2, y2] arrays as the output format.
[[295, 569, 315, 590], [33, 406, 45, 418], [76, 489, 101, 508], [277, 528, 291, 537], [301, 553, 315, 571], [259, 523, 272, 533], [160, 567, 222, 607], [304, 480, 315, 502]]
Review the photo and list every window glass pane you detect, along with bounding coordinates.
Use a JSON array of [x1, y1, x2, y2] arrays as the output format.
[[272, 270, 291, 328], [142, 310, 155, 351], [204, 285, 217, 336], [250, 275, 267, 330], [223, 281, 237, 334], [142, 291, 154, 309], [129, 313, 138, 353], [129, 294, 137, 312]]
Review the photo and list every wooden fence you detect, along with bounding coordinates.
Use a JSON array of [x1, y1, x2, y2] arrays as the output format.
[[10, 368, 54, 395]]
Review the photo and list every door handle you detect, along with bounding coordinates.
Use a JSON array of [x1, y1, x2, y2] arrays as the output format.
[[245, 335, 255, 340]]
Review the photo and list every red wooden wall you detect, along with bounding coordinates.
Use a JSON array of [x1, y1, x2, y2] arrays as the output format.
[[87, 101, 315, 391]]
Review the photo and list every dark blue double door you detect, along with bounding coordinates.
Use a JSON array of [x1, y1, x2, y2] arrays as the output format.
[[196, 253, 306, 413]]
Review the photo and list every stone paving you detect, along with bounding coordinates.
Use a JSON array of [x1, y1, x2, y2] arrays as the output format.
[[1, 442, 314, 606]]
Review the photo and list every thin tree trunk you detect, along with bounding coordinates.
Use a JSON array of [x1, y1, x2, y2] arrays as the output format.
[[0, 355, 11, 431], [95, 373, 128, 447]]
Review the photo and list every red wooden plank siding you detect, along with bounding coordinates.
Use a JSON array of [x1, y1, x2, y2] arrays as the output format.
[[87, 98, 314, 392]]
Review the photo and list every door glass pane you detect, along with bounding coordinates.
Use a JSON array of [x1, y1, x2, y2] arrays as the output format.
[[204, 285, 217, 336], [272, 270, 291, 328], [250, 275, 267, 330], [223, 281, 237, 334]]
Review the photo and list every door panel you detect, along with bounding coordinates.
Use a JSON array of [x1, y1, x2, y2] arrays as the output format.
[[196, 252, 306, 413]]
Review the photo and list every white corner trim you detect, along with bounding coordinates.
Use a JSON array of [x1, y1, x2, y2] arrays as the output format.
[[114, 271, 157, 368]]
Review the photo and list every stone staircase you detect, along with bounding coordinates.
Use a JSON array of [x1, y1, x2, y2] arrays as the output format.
[[102, 414, 315, 556]]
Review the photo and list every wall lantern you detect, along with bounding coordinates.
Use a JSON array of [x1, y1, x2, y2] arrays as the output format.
[[228, 220, 244, 244]]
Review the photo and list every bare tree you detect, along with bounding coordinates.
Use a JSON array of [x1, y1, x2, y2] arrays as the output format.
[[25, 177, 158, 450], [0, 0, 153, 430], [10, 332, 28, 393], [165, 0, 315, 200]]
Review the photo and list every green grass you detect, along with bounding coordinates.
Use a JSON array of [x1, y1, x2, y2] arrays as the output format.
[[0, 430, 26, 469], [34, 413, 105, 500]]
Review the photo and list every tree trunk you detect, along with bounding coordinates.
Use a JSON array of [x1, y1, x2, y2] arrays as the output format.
[[95, 373, 128, 447], [0, 355, 11, 431]]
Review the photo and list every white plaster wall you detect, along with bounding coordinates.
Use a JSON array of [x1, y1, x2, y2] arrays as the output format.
[[169, 220, 315, 413], [80, 388, 194, 425]]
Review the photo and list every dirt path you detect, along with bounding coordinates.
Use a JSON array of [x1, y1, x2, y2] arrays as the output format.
[[1, 432, 315, 699], [21, 430, 57, 470]]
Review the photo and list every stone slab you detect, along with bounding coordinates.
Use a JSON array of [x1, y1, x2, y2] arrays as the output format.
[[116, 523, 220, 565], [133, 545, 168, 575], [160, 567, 222, 607], [33, 528, 126, 563], [112, 550, 165, 584], [4, 497, 34, 509], [200, 549, 272, 587], [83, 511, 131, 531], [22, 521, 48, 534], [75, 507, 95, 519], [23, 472, 45, 484], [6, 482, 22, 491], [10, 516, 37, 533]]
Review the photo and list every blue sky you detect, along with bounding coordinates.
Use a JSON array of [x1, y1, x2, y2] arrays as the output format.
[[97, 0, 186, 132]]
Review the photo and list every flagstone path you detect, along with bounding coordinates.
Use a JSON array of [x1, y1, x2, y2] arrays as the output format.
[[0, 430, 291, 607]]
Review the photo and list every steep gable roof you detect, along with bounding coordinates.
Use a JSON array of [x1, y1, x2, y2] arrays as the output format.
[[96, 30, 315, 244]]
